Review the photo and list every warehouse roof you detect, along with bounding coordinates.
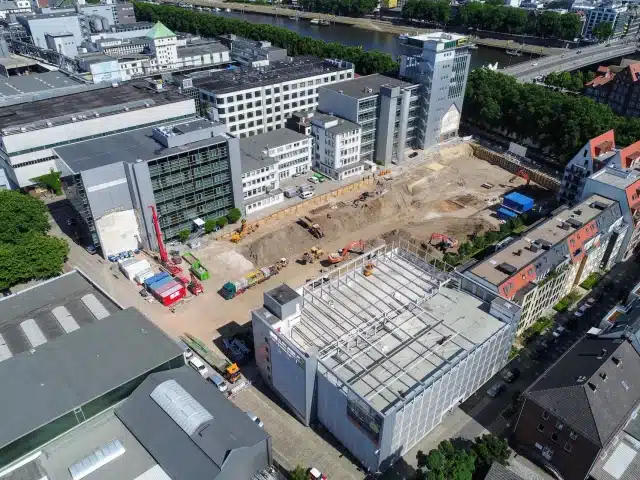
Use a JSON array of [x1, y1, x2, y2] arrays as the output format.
[[0, 81, 188, 132], [54, 119, 226, 173], [116, 367, 270, 479], [289, 242, 509, 412], [321, 73, 417, 100], [0, 272, 182, 451], [0, 71, 85, 100], [193, 56, 352, 94], [239, 128, 310, 174]]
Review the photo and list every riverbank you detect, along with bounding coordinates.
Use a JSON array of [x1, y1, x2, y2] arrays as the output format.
[[159, 0, 565, 55]]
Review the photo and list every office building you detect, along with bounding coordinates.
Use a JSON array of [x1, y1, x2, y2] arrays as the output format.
[[463, 195, 625, 333], [193, 56, 355, 138], [251, 239, 520, 473], [17, 12, 83, 48], [558, 130, 640, 204], [239, 128, 312, 214], [0, 80, 196, 189], [583, 165, 640, 262], [0, 269, 184, 471], [582, 2, 638, 38], [584, 63, 640, 117], [399, 32, 472, 149], [218, 33, 287, 67], [310, 111, 364, 181], [318, 74, 419, 166], [55, 118, 241, 254], [514, 313, 640, 480]]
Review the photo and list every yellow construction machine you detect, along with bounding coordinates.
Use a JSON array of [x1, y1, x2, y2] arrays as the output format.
[[363, 263, 375, 276]]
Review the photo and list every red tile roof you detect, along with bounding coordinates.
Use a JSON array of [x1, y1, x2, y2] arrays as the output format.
[[620, 140, 640, 168], [590, 130, 616, 158]]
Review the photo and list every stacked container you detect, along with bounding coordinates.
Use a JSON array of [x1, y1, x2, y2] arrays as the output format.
[[120, 259, 152, 282], [151, 279, 186, 306], [144, 272, 170, 289]]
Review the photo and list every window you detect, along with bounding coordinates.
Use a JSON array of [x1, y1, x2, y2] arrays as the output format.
[[542, 411, 550, 420], [564, 442, 572, 453], [569, 431, 578, 440], [550, 433, 558, 442], [556, 421, 563, 430], [537, 424, 545, 432]]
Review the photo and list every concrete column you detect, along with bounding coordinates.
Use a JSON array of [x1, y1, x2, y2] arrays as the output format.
[[396, 88, 411, 164], [376, 86, 400, 166], [227, 136, 245, 214]]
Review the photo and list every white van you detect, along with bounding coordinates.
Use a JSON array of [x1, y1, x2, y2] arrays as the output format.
[[208, 372, 228, 392], [300, 190, 315, 200], [188, 357, 209, 377]]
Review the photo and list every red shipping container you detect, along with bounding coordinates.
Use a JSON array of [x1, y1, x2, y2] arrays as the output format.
[[156, 284, 186, 306], [152, 279, 179, 295]]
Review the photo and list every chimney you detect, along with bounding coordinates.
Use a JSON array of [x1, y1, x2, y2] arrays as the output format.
[[599, 372, 607, 381]]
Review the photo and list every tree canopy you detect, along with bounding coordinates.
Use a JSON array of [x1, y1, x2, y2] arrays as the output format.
[[0, 191, 68, 290], [471, 434, 510, 473], [592, 22, 614, 41], [544, 70, 595, 92], [133, 2, 398, 75], [297, 0, 378, 16], [463, 68, 640, 164]]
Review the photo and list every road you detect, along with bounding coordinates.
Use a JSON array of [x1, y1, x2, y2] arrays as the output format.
[[502, 40, 638, 81]]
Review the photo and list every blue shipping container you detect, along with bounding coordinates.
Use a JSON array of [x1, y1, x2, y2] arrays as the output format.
[[497, 207, 519, 220], [144, 271, 169, 288], [502, 192, 534, 213], [148, 276, 173, 291]]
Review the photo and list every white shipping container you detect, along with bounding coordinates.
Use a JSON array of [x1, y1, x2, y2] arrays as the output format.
[[121, 259, 152, 281], [134, 268, 155, 284]]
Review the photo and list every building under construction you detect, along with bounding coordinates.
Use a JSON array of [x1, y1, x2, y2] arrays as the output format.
[[251, 239, 520, 473]]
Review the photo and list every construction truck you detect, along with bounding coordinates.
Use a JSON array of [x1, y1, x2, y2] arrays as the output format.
[[221, 258, 288, 299], [328, 240, 364, 264], [299, 216, 324, 238], [300, 246, 324, 265], [225, 363, 241, 384]]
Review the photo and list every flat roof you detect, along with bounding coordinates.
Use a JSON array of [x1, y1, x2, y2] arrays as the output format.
[[0, 81, 188, 132], [321, 73, 417, 100], [177, 41, 228, 58], [0, 71, 85, 100], [289, 245, 507, 413], [591, 165, 640, 189], [36, 410, 166, 480], [469, 194, 617, 287], [239, 128, 310, 174], [193, 56, 351, 95], [0, 54, 38, 69], [311, 111, 360, 134], [55, 119, 224, 173], [0, 271, 183, 450], [403, 31, 467, 42]]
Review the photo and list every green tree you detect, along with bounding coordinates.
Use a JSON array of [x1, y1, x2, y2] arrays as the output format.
[[592, 21, 613, 41], [415, 440, 476, 480], [216, 216, 229, 229], [204, 219, 217, 234], [178, 228, 190, 243], [471, 434, 510, 473], [0, 190, 51, 243], [30, 170, 63, 195], [226, 208, 242, 224], [290, 465, 307, 480]]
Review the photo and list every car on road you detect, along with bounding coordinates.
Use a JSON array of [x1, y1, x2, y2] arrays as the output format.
[[574, 305, 589, 317], [552, 326, 566, 338], [502, 368, 521, 383], [576, 50, 582, 54], [587, 297, 598, 306], [246, 411, 264, 428], [487, 382, 506, 398], [531, 62, 538, 66]]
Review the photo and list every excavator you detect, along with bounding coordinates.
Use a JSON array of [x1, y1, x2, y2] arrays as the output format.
[[429, 233, 458, 250], [328, 240, 364, 264], [509, 169, 531, 186]]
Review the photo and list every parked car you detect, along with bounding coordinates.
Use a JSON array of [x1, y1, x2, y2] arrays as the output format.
[[183, 348, 194, 360], [246, 411, 264, 428], [208, 373, 228, 393], [284, 187, 298, 198], [300, 191, 315, 200], [574, 305, 588, 317], [552, 326, 566, 338], [309, 468, 327, 480], [85, 245, 98, 255], [188, 357, 209, 377], [502, 368, 521, 383], [308, 176, 319, 184], [487, 382, 506, 398], [587, 297, 597, 306]]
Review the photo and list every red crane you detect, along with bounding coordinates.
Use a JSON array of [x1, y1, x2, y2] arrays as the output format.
[[149, 205, 182, 275]]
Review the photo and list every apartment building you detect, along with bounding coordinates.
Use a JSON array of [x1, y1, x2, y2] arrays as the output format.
[[54, 118, 242, 254], [193, 56, 355, 139], [318, 74, 419, 165], [240, 128, 312, 213], [252, 240, 520, 473], [558, 130, 640, 204], [218, 33, 287, 67], [310, 111, 363, 181], [584, 63, 640, 117], [583, 165, 640, 262], [0, 80, 196, 189], [463, 195, 625, 333], [514, 317, 640, 480], [399, 32, 472, 149], [583, 65, 616, 104]]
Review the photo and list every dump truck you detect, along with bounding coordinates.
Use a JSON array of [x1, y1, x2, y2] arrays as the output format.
[[182, 252, 210, 281], [221, 259, 287, 299], [299, 216, 324, 239]]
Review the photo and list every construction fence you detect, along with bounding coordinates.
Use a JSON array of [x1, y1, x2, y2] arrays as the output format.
[[471, 144, 561, 191], [215, 176, 376, 241]]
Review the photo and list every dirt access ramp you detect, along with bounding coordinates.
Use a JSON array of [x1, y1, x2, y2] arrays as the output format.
[[240, 143, 525, 266]]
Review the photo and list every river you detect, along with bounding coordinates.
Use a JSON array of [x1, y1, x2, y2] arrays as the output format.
[[208, 9, 530, 70]]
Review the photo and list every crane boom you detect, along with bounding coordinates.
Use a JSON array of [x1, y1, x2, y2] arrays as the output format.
[[149, 205, 168, 263]]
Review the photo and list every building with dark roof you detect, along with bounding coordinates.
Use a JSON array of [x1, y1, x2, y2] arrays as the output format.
[[116, 367, 271, 480], [514, 322, 640, 480], [584, 63, 640, 118], [462, 194, 625, 334], [0, 269, 184, 471], [484, 463, 527, 480]]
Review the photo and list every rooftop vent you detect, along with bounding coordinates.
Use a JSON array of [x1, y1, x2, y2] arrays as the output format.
[[558, 221, 571, 230], [528, 244, 540, 253], [600, 372, 607, 381], [591, 201, 608, 210], [573, 209, 582, 215], [566, 218, 583, 228], [497, 262, 517, 275], [587, 382, 597, 392], [513, 249, 523, 256], [612, 356, 621, 366]]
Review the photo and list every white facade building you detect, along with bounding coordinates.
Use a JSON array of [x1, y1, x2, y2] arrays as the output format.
[[195, 57, 355, 139], [310, 112, 363, 181], [239, 128, 312, 213], [0, 0, 31, 19]]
